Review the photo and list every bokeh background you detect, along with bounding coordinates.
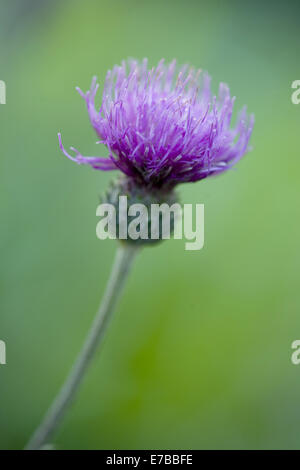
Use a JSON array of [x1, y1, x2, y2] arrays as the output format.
[[1, 0, 300, 450]]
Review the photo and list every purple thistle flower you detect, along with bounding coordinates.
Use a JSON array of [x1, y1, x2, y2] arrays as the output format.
[[59, 59, 254, 190]]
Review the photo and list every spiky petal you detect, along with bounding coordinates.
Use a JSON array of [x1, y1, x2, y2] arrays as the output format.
[[59, 59, 254, 189]]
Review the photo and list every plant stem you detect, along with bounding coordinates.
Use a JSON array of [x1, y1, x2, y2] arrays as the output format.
[[25, 243, 138, 450]]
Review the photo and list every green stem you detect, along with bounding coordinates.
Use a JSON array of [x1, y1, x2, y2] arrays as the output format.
[[25, 243, 138, 450]]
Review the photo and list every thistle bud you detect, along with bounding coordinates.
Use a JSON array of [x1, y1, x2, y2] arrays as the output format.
[[101, 176, 180, 245]]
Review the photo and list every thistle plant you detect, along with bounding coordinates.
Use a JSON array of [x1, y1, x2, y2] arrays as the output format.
[[26, 59, 254, 450]]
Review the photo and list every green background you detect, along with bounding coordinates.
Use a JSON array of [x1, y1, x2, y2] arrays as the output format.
[[1, 0, 300, 450]]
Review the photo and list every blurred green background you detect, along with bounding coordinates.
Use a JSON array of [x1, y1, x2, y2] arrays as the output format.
[[1, 0, 300, 450]]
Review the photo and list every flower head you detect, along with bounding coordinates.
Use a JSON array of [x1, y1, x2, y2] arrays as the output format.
[[59, 59, 254, 190]]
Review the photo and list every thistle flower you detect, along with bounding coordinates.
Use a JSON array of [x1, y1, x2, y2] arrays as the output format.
[[58, 58, 254, 191], [27, 60, 254, 450]]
